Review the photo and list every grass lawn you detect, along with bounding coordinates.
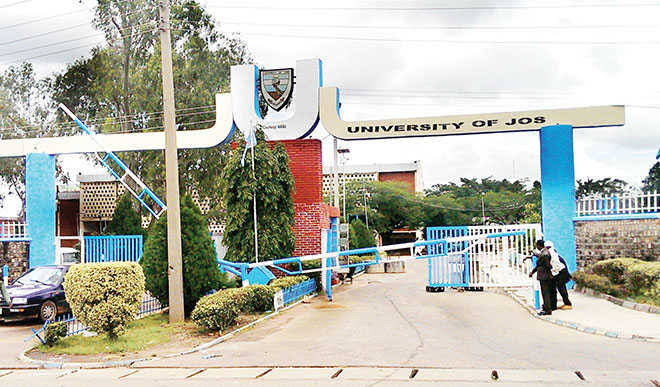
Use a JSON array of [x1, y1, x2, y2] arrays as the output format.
[[38, 313, 178, 355]]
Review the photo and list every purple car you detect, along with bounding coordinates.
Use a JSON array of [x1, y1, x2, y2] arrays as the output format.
[[0, 265, 70, 323]]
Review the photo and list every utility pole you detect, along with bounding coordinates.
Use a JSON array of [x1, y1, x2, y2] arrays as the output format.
[[158, 1, 184, 323], [481, 192, 486, 225]]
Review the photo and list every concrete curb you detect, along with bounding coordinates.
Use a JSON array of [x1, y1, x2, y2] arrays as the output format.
[[498, 289, 660, 343], [574, 286, 660, 314], [15, 293, 318, 370]]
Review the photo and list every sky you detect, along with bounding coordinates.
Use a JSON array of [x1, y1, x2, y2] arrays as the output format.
[[0, 0, 659, 215]]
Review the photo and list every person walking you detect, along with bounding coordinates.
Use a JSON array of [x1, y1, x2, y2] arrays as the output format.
[[529, 239, 555, 315], [545, 241, 573, 310]]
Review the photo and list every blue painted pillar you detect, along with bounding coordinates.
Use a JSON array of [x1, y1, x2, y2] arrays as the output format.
[[25, 153, 56, 267], [539, 125, 577, 279]]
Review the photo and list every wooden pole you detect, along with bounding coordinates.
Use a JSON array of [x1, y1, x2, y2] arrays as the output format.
[[158, 0, 184, 323]]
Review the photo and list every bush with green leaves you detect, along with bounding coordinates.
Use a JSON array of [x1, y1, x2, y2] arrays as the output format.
[[572, 271, 628, 298], [140, 195, 231, 316], [191, 276, 309, 331], [63, 262, 145, 338], [349, 219, 373, 249], [592, 258, 642, 284], [44, 321, 67, 346], [104, 194, 146, 237], [269, 275, 309, 291]]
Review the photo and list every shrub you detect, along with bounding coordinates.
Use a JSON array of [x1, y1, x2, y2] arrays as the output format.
[[269, 275, 309, 291], [141, 195, 229, 316], [104, 194, 146, 238], [191, 276, 310, 331], [63, 262, 145, 338], [191, 284, 279, 331], [572, 271, 629, 298], [349, 219, 373, 249], [592, 258, 643, 284], [625, 262, 660, 294], [44, 322, 67, 346]]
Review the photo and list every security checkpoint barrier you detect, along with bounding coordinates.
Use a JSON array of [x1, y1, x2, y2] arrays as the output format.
[[218, 228, 540, 307]]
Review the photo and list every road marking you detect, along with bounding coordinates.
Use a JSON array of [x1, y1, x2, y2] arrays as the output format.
[[118, 370, 139, 379], [0, 371, 13, 378], [255, 368, 272, 378], [185, 369, 206, 378], [331, 369, 343, 379]]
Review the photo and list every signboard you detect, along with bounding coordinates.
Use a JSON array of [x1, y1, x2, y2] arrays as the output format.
[[231, 59, 322, 141], [319, 87, 625, 140]]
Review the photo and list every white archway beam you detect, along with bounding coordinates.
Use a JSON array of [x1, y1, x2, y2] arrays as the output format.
[[320, 87, 625, 140], [0, 93, 234, 157]]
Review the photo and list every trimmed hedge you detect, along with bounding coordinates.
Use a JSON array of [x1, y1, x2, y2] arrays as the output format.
[[191, 276, 308, 331], [269, 275, 309, 291], [44, 321, 67, 346], [574, 258, 660, 305], [63, 262, 145, 338], [592, 258, 642, 284]]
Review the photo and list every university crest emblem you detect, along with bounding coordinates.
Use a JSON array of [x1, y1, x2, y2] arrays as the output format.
[[260, 68, 294, 111]]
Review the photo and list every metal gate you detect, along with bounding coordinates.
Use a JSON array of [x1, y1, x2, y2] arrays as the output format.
[[426, 224, 541, 291]]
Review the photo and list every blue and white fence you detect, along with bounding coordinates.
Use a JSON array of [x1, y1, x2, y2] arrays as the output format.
[[282, 278, 316, 305], [576, 191, 659, 217], [84, 235, 143, 263]]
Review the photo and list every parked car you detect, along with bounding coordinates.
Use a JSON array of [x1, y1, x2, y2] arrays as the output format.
[[0, 265, 70, 323]]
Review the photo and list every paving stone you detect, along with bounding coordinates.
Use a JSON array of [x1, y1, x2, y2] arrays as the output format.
[[339, 367, 411, 380], [406, 368, 491, 382], [122, 368, 198, 379], [496, 369, 580, 383]]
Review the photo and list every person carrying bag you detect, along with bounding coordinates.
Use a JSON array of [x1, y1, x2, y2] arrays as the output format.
[[545, 241, 573, 310]]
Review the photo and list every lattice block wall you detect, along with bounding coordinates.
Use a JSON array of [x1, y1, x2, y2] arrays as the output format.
[[80, 181, 125, 221]]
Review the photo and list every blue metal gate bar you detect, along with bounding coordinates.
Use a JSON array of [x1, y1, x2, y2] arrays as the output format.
[[84, 235, 143, 263], [59, 104, 167, 219]]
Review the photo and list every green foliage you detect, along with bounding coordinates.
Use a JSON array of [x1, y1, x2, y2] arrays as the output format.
[[191, 276, 309, 331], [63, 262, 145, 338], [220, 129, 295, 262], [349, 219, 373, 249], [269, 275, 309, 291], [572, 271, 628, 298], [576, 177, 628, 199], [575, 259, 660, 305], [51, 0, 255, 220], [642, 161, 660, 193], [44, 322, 68, 346], [592, 258, 643, 285], [104, 194, 145, 237], [140, 195, 228, 316]]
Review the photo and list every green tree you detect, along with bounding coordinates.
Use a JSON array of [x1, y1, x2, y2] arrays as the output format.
[[51, 0, 254, 223], [349, 219, 373, 249], [220, 128, 295, 263], [576, 177, 628, 198], [103, 194, 145, 236], [642, 162, 660, 193], [140, 195, 226, 315]]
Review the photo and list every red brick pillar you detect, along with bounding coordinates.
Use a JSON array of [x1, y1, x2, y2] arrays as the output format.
[[274, 139, 323, 256]]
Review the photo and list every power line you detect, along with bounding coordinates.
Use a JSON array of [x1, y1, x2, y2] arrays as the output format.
[[0, 0, 33, 9], [0, 7, 93, 32], [218, 20, 660, 30], [0, 22, 157, 58], [210, 3, 660, 11], [227, 31, 660, 45]]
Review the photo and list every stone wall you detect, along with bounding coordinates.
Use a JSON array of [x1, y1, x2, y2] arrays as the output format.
[[0, 242, 29, 283], [575, 218, 660, 270]]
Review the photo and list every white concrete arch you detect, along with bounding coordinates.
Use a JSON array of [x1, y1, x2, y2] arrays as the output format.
[[0, 93, 234, 157]]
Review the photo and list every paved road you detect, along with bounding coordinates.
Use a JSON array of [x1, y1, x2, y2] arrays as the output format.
[[140, 262, 659, 370], [0, 320, 41, 367], [1, 367, 659, 386]]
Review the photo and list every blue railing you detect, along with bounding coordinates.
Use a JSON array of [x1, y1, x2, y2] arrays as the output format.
[[282, 278, 316, 305], [25, 293, 163, 343], [84, 235, 143, 263]]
